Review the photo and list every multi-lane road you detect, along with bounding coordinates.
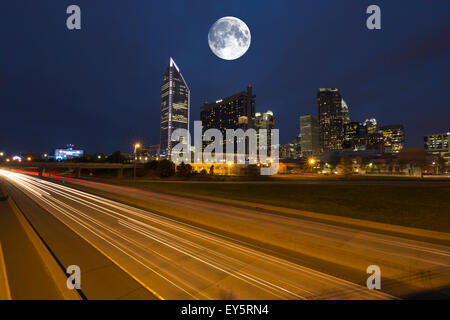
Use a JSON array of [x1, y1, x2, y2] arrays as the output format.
[[0, 169, 449, 300]]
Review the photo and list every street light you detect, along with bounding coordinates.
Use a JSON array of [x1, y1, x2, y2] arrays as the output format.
[[134, 142, 141, 180], [308, 158, 316, 173]]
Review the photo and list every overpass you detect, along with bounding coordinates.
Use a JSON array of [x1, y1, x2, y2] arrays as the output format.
[[0, 162, 144, 178]]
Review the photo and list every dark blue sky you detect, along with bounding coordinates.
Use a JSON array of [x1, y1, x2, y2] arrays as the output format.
[[1, 0, 449, 154]]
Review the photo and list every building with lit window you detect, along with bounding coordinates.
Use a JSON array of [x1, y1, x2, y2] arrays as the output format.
[[363, 118, 378, 135], [424, 132, 449, 153], [343, 122, 364, 149], [255, 110, 274, 132], [424, 132, 450, 165], [341, 100, 350, 125], [343, 121, 383, 152], [380, 125, 405, 153], [255, 110, 275, 155], [317, 88, 349, 151], [356, 133, 384, 152], [200, 86, 256, 159], [160, 57, 190, 158], [200, 85, 255, 134], [280, 136, 301, 159], [300, 115, 320, 157]]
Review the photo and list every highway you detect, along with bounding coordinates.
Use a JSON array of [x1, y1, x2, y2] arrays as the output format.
[[1, 170, 449, 299]]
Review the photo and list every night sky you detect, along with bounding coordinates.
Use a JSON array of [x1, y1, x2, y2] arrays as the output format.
[[1, 0, 449, 155]]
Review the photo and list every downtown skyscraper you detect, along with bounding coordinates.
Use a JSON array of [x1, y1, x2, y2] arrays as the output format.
[[200, 85, 256, 158], [160, 58, 190, 157], [300, 115, 320, 157], [317, 88, 349, 151], [255, 110, 275, 156], [380, 124, 405, 153], [200, 85, 256, 135]]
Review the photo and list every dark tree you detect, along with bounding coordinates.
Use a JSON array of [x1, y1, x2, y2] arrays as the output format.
[[108, 151, 124, 163], [339, 157, 353, 176], [176, 162, 193, 177], [157, 159, 175, 178]]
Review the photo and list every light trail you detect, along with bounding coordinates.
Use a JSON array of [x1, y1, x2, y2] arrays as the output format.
[[5, 169, 441, 299]]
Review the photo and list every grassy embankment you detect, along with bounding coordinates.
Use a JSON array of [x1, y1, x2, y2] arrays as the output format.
[[93, 178, 450, 233]]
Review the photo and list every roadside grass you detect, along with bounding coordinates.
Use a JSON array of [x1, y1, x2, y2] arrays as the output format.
[[95, 179, 450, 233]]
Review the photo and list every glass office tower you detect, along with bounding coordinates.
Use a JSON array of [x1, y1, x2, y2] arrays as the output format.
[[317, 88, 347, 151], [160, 57, 190, 157]]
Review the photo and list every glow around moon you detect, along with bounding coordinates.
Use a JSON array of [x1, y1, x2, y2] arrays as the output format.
[[208, 17, 251, 60]]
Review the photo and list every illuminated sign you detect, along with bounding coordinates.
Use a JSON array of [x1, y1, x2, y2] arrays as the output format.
[[55, 148, 84, 160]]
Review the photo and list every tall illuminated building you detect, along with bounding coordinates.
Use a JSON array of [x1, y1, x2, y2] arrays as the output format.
[[341, 100, 350, 125], [424, 132, 449, 153], [343, 122, 383, 152], [343, 122, 365, 149], [424, 132, 450, 165], [255, 110, 275, 156], [364, 118, 378, 135], [380, 125, 405, 153], [317, 88, 348, 151], [200, 86, 256, 158], [200, 85, 255, 134], [300, 115, 320, 157], [159, 57, 190, 157]]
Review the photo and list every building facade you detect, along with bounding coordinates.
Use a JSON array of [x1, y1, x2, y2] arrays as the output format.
[[255, 110, 275, 154], [424, 132, 450, 166], [317, 88, 348, 151], [342, 122, 383, 152], [424, 133, 450, 153], [343, 122, 365, 149], [380, 125, 405, 153], [200, 85, 256, 135], [280, 136, 301, 159], [200, 86, 256, 159], [363, 118, 378, 135], [160, 57, 190, 157], [341, 100, 350, 125], [300, 115, 320, 157]]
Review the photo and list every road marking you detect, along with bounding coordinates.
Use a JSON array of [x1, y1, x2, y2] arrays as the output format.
[[0, 242, 12, 300]]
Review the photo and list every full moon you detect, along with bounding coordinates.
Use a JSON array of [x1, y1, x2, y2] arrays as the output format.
[[208, 17, 251, 60]]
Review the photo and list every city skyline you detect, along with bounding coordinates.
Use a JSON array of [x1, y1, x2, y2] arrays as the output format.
[[1, 1, 449, 155]]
